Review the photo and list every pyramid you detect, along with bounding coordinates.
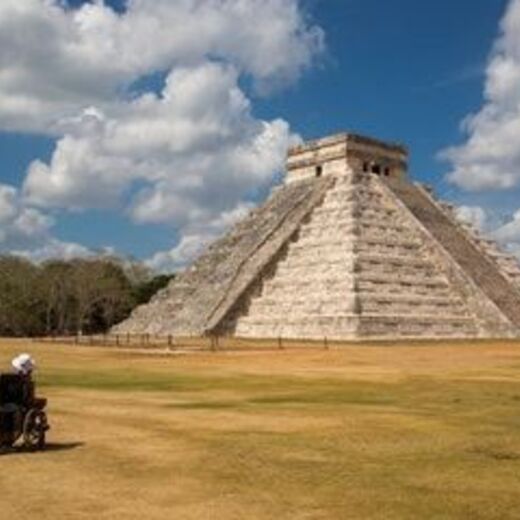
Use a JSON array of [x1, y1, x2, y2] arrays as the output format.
[[115, 133, 520, 340]]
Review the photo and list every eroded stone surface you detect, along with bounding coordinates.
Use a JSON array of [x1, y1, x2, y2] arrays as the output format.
[[114, 176, 333, 336]]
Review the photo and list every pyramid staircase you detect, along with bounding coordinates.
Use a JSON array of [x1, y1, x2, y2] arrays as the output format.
[[231, 174, 485, 339], [114, 176, 334, 336]]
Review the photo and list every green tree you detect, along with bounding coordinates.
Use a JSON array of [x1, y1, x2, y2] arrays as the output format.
[[0, 256, 46, 336], [0, 254, 175, 337], [132, 273, 175, 305]]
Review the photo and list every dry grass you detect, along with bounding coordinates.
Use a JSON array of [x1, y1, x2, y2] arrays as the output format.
[[1, 338, 520, 519]]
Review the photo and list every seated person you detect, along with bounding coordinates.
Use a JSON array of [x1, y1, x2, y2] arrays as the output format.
[[0, 354, 37, 448]]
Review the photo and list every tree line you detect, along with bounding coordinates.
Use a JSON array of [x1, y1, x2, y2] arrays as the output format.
[[0, 256, 174, 337]]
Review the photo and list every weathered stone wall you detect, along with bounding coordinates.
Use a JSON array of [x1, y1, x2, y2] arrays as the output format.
[[114, 176, 334, 336], [353, 175, 480, 338], [382, 178, 518, 337]]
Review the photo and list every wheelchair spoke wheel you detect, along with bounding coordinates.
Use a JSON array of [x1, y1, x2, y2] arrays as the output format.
[[22, 409, 47, 450]]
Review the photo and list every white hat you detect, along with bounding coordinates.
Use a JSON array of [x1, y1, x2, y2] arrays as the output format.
[[11, 353, 35, 375]]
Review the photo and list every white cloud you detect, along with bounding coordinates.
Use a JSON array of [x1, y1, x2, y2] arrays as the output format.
[[11, 239, 93, 263], [23, 61, 297, 235], [0, 0, 324, 133], [0, 184, 53, 246], [145, 201, 253, 272], [145, 233, 213, 273], [0, 182, 91, 261], [455, 205, 489, 231], [443, 0, 520, 191], [441, 0, 520, 261], [1, 0, 323, 267], [492, 210, 520, 258]]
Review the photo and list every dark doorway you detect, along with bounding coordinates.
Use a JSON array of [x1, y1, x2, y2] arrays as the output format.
[[316, 165, 323, 178]]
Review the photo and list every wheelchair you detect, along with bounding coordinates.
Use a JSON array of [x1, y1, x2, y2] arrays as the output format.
[[0, 373, 49, 450]]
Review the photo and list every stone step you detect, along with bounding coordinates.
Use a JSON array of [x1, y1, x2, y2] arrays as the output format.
[[273, 261, 354, 278], [273, 256, 354, 273], [261, 278, 355, 295], [247, 296, 467, 318], [358, 293, 464, 306], [357, 314, 478, 337], [289, 240, 356, 254], [240, 312, 474, 326], [299, 210, 356, 224], [358, 204, 399, 216], [247, 293, 357, 311], [236, 313, 359, 328], [357, 264, 438, 279], [295, 223, 357, 238], [235, 312, 478, 340], [359, 312, 474, 323], [247, 302, 357, 317], [358, 285, 452, 299], [357, 236, 422, 250], [357, 271, 448, 288], [309, 205, 355, 218], [259, 278, 354, 295], [356, 252, 434, 270], [359, 300, 468, 316], [235, 318, 358, 340], [358, 220, 412, 235], [356, 245, 423, 260], [359, 286, 454, 300]]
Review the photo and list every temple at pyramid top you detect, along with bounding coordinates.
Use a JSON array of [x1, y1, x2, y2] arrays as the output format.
[[115, 131, 520, 341], [285, 132, 408, 184]]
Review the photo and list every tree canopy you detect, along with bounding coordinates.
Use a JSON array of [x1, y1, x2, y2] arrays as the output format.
[[0, 256, 174, 337]]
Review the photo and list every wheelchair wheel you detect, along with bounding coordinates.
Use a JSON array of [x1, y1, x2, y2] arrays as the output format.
[[22, 409, 47, 450]]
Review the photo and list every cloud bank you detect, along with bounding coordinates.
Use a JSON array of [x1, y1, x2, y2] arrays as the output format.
[[0, 0, 323, 132], [0, 183, 90, 260], [0, 0, 323, 269], [443, 0, 520, 191], [443, 0, 520, 258]]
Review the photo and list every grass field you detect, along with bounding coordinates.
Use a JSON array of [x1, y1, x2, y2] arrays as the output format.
[[1, 339, 520, 519]]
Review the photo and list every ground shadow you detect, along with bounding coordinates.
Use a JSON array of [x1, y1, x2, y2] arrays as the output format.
[[41, 442, 85, 452], [0, 441, 84, 457]]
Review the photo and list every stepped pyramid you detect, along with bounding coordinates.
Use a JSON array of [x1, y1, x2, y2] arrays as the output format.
[[115, 133, 520, 340]]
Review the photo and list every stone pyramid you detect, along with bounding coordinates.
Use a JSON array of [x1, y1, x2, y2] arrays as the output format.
[[115, 133, 520, 340]]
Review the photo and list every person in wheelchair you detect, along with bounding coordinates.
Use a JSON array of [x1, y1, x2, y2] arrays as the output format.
[[0, 354, 48, 451]]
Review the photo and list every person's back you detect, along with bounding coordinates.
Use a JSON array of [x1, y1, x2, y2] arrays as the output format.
[[0, 375, 24, 447], [0, 373, 34, 407]]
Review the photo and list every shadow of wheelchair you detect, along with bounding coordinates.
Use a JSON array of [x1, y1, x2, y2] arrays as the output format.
[[0, 441, 84, 456]]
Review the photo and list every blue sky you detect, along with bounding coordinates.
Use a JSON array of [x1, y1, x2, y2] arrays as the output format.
[[257, 0, 506, 190], [0, 0, 519, 269]]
